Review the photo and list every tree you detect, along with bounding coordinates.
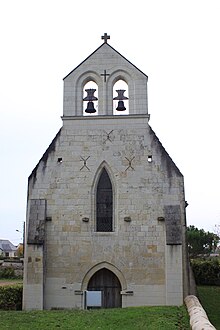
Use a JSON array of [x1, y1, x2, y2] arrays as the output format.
[[16, 244, 24, 258], [187, 225, 219, 257]]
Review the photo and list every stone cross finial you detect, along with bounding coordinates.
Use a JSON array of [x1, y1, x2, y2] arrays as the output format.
[[101, 33, 110, 43]]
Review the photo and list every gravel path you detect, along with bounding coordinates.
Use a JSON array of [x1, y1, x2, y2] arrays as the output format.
[[0, 281, 22, 286]]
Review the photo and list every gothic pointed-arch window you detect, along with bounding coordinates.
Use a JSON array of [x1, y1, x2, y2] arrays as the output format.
[[113, 79, 129, 115], [83, 81, 98, 116], [96, 168, 113, 232]]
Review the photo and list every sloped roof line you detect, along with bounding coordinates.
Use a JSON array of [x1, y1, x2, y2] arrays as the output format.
[[28, 128, 62, 183], [63, 42, 148, 80], [148, 125, 183, 178], [0, 239, 17, 251]]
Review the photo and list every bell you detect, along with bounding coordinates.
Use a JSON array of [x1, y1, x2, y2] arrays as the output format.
[[116, 100, 126, 111], [83, 89, 97, 114], [113, 89, 128, 112], [83, 89, 98, 101], [85, 101, 96, 113]]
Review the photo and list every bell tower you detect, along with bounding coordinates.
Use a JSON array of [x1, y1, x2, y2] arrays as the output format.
[[62, 33, 149, 119]]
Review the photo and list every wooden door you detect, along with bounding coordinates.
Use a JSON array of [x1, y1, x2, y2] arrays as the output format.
[[87, 268, 122, 308]]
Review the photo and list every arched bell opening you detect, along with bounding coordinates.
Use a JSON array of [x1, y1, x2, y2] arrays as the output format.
[[96, 168, 113, 232], [113, 79, 129, 115], [87, 268, 122, 308], [83, 81, 98, 116]]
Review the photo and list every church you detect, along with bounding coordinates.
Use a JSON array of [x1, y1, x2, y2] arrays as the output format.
[[23, 34, 189, 310]]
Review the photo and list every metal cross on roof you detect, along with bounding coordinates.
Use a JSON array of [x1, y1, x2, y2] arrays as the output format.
[[101, 33, 110, 43]]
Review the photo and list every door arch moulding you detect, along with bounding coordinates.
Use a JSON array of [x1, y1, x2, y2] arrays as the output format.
[[81, 261, 127, 291]]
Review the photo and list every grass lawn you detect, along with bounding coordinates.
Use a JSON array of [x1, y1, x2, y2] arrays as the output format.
[[197, 285, 220, 329], [0, 306, 189, 330]]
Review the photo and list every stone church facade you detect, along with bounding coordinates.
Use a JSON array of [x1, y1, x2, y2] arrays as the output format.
[[23, 34, 189, 310]]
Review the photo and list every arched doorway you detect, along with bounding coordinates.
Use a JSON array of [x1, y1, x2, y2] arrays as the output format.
[[87, 268, 122, 308]]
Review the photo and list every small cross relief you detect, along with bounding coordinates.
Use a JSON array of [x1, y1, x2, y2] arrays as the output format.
[[103, 130, 114, 143], [80, 156, 90, 171], [125, 156, 135, 171], [100, 69, 110, 82]]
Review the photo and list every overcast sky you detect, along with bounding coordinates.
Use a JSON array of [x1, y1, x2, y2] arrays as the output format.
[[1, 0, 220, 245]]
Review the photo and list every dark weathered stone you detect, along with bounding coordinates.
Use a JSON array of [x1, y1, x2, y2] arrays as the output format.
[[164, 205, 182, 245], [27, 199, 46, 245]]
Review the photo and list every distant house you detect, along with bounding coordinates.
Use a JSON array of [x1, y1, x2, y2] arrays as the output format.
[[0, 240, 17, 257]]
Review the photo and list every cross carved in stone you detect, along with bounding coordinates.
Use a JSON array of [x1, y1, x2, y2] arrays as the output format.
[[101, 33, 110, 43], [101, 69, 110, 82], [103, 130, 114, 143], [80, 156, 90, 171], [125, 156, 135, 171]]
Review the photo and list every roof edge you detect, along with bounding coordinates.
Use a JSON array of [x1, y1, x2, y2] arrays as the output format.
[[149, 125, 183, 178], [63, 42, 148, 80], [28, 128, 62, 184]]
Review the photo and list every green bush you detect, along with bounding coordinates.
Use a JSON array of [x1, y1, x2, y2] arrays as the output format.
[[0, 285, 22, 310], [0, 267, 15, 279], [191, 258, 220, 285]]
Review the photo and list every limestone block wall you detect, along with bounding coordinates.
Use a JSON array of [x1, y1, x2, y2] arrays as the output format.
[[24, 115, 187, 309], [23, 245, 44, 310], [165, 245, 183, 305]]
